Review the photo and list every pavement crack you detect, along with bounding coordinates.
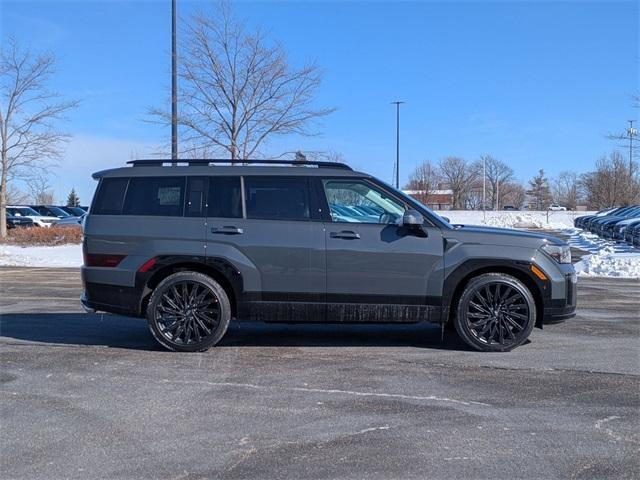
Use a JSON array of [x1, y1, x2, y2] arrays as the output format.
[[160, 378, 491, 407]]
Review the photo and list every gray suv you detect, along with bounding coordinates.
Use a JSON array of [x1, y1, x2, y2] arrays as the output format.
[[81, 159, 577, 352]]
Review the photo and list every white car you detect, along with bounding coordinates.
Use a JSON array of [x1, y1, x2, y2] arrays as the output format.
[[548, 204, 567, 211], [6, 206, 59, 227]]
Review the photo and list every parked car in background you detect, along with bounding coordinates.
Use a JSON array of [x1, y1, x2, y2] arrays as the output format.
[[632, 223, 640, 248], [503, 205, 518, 211], [59, 206, 87, 217], [6, 214, 34, 229], [623, 220, 640, 245], [29, 205, 72, 219], [6, 206, 58, 227], [55, 213, 85, 228], [609, 214, 640, 241], [592, 206, 640, 236], [574, 207, 618, 229], [548, 204, 567, 211]]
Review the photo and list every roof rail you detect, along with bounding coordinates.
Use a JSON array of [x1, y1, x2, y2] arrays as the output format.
[[126, 159, 352, 170]]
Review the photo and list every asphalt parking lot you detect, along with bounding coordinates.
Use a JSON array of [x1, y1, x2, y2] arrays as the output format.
[[1, 267, 639, 479]]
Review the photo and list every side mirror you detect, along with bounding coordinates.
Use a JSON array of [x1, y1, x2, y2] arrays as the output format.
[[402, 209, 424, 226], [441, 216, 450, 223]]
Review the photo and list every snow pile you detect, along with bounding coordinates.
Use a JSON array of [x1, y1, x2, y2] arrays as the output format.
[[443, 210, 589, 230], [574, 246, 640, 278], [0, 244, 82, 268]]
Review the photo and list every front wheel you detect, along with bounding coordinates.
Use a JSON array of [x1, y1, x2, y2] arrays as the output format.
[[146, 271, 231, 352], [453, 273, 536, 352]]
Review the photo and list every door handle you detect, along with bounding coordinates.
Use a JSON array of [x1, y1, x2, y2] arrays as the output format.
[[211, 226, 243, 235], [330, 230, 360, 239]]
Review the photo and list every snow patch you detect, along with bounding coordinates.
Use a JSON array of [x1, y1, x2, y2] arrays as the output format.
[[443, 210, 590, 230], [0, 244, 82, 268], [574, 247, 640, 278]]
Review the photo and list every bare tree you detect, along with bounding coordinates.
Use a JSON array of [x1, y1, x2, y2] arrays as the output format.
[[150, 2, 334, 160], [581, 151, 640, 208], [552, 171, 583, 210], [405, 160, 440, 206], [5, 183, 29, 205], [473, 156, 515, 210], [438, 157, 477, 209], [0, 38, 78, 238], [501, 182, 526, 209], [26, 173, 54, 204]]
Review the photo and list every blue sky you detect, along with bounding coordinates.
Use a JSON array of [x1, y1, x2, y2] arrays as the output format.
[[2, 0, 638, 204]]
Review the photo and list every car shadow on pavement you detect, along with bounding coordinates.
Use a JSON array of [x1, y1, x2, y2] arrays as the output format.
[[0, 313, 472, 351]]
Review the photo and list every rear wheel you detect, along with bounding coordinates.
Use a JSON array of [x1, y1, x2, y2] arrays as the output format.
[[146, 271, 231, 352], [453, 273, 536, 352]]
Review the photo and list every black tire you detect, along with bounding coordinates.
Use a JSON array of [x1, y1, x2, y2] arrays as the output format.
[[146, 271, 231, 352], [453, 273, 536, 352]]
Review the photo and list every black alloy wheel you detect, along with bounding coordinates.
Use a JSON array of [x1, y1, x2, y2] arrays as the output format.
[[454, 273, 536, 352], [147, 271, 231, 352]]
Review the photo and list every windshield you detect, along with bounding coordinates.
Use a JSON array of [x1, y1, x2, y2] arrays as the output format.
[[67, 207, 86, 216], [7, 207, 41, 217], [46, 206, 71, 217]]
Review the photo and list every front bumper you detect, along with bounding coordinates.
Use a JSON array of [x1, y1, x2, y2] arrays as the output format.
[[542, 272, 577, 324]]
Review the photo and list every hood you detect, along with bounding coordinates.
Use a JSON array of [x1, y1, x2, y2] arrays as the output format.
[[446, 224, 566, 248]]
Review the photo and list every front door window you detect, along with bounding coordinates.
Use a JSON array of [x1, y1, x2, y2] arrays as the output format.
[[322, 179, 405, 224]]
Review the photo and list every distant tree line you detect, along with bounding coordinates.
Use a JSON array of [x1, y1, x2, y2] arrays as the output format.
[[406, 150, 640, 210]]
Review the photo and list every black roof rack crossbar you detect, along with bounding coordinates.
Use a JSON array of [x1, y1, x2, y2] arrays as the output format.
[[126, 159, 352, 170]]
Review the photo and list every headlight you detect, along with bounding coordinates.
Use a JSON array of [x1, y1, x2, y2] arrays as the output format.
[[541, 244, 571, 264]]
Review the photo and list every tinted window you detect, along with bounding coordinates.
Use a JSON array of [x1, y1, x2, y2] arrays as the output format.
[[123, 177, 185, 216], [208, 177, 242, 218], [186, 177, 206, 217], [93, 178, 129, 215], [245, 177, 309, 221]]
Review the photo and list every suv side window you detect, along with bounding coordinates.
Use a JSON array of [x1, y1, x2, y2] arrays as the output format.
[[123, 177, 185, 217], [322, 179, 406, 224], [93, 178, 129, 215], [245, 177, 310, 221], [208, 176, 242, 218]]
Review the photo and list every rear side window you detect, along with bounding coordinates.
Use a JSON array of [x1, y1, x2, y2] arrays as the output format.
[[208, 177, 242, 218], [93, 178, 129, 215], [244, 177, 310, 221], [123, 177, 185, 216]]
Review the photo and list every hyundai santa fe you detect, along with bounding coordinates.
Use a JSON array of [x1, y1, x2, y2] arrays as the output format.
[[81, 159, 577, 352]]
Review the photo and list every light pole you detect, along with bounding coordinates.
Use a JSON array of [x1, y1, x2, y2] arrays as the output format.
[[482, 156, 486, 222], [171, 0, 178, 163], [391, 101, 404, 189], [628, 120, 637, 176]]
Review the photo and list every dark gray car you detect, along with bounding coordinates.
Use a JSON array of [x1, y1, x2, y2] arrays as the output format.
[[81, 159, 577, 352]]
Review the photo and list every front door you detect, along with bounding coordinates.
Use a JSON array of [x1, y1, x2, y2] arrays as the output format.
[[320, 178, 444, 322]]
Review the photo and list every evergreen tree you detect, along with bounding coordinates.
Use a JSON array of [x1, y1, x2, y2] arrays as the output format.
[[66, 188, 80, 207], [526, 169, 552, 210]]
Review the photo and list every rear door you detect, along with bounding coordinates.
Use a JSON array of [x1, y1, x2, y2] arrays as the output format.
[[205, 175, 326, 322], [319, 177, 444, 322]]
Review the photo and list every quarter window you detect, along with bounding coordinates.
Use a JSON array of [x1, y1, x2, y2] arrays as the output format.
[[93, 178, 129, 215], [123, 177, 185, 217], [245, 177, 310, 221], [322, 179, 406, 224]]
